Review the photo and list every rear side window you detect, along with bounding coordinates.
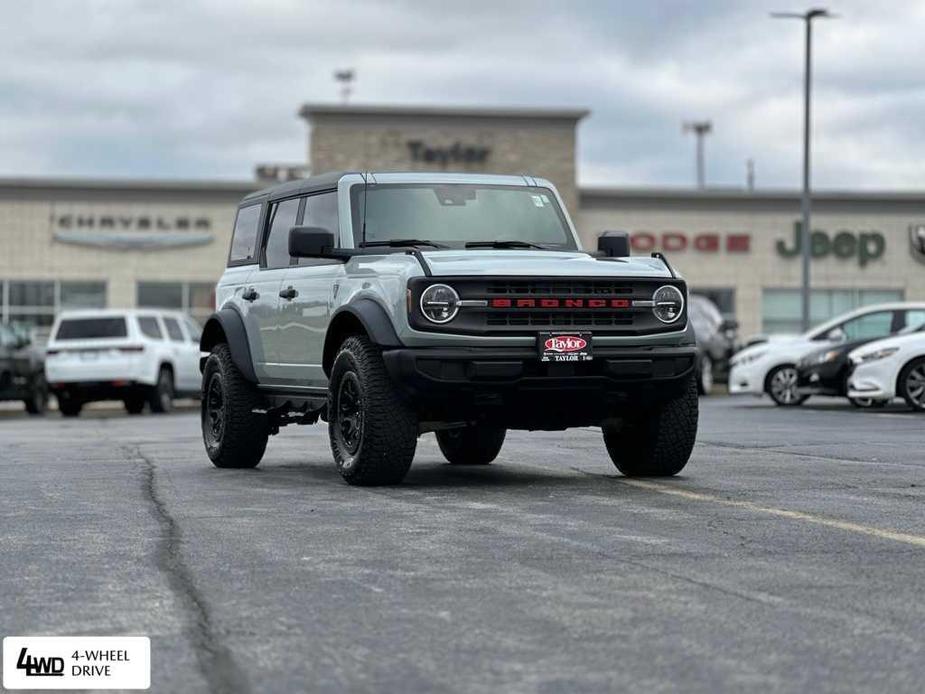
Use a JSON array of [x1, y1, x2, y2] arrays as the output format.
[[229, 203, 262, 264], [163, 317, 184, 342], [56, 317, 127, 340], [137, 316, 163, 339]]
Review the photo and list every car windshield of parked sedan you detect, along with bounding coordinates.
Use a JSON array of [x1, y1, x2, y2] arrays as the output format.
[[55, 317, 128, 340], [350, 183, 577, 249]]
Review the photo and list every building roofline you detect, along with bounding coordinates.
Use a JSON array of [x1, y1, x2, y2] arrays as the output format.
[[579, 185, 925, 203], [0, 176, 259, 194], [299, 102, 590, 121]]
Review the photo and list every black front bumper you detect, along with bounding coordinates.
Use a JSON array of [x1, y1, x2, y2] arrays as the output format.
[[797, 362, 848, 397], [382, 344, 695, 429]]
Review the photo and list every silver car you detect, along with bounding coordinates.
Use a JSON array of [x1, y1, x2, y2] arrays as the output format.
[[199, 172, 698, 485]]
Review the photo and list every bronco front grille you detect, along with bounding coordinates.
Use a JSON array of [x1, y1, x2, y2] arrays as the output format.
[[408, 276, 687, 337], [486, 280, 635, 296], [485, 312, 635, 328]]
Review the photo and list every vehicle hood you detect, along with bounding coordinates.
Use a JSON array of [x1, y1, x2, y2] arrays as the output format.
[[733, 335, 823, 363], [800, 338, 875, 365], [419, 250, 674, 278], [849, 331, 925, 359]]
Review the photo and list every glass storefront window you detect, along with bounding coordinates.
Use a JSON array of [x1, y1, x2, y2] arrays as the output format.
[[137, 282, 184, 310], [136, 281, 215, 321], [762, 288, 904, 335], [1, 279, 108, 330], [60, 281, 107, 309], [9, 281, 55, 307]]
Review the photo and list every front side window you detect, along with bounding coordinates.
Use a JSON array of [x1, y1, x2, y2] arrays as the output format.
[[229, 203, 262, 264], [163, 317, 184, 342], [137, 316, 163, 339], [297, 191, 340, 265], [838, 311, 895, 341], [183, 317, 202, 343], [349, 184, 576, 249], [263, 197, 301, 269]]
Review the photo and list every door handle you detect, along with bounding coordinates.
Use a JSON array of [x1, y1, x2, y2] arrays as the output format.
[[279, 286, 298, 300], [242, 288, 259, 302]]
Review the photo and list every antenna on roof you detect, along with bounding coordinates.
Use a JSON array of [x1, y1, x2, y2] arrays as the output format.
[[334, 69, 355, 104]]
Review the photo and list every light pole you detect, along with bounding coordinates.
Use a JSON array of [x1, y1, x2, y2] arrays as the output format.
[[771, 8, 834, 332], [682, 120, 712, 189], [334, 69, 356, 104]]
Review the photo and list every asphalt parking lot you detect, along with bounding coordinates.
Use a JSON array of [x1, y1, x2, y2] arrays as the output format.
[[2, 396, 924, 693]]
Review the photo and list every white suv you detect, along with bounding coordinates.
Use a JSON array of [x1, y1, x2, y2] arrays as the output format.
[[45, 309, 202, 417]]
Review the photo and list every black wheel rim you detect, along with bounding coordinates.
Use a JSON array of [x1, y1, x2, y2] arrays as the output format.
[[205, 373, 225, 445], [337, 372, 364, 456], [770, 367, 799, 404]]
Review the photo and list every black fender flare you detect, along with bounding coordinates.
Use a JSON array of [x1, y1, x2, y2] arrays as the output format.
[[199, 307, 258, 383], [323, 299, 402, 376]]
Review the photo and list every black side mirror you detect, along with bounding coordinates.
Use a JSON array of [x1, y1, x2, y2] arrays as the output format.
[[597, 231, 631, 258], [289, 226, 336, 258]]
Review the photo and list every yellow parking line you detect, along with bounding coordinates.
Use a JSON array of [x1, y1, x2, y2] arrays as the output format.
[[619, 478, 925, 548]]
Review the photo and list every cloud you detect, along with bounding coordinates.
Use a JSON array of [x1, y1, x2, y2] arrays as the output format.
[[0, 0, 922, 188]]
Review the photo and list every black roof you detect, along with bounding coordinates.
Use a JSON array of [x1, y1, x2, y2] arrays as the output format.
[[241, 171, 356, 203]]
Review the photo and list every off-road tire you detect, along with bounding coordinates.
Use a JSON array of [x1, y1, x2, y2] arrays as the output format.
[[58, 395, 82, 418], [124, 393, 146, 415], [148, 366, 174, 414], [24, 373, 48, 415], [328, 335, 417, 486], [201, 343, 269, 468], [898, 357, 925, 412], [436, 426, 506, 465], [603, 375, 698, 477], [765, 364, 809, 407]]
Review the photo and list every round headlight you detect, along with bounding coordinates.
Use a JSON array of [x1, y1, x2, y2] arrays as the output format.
[[652, 285, 684, 324], [419, 284, 459, 324]]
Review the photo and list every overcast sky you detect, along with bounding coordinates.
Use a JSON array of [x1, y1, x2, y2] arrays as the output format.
[[2, 0, 923, 190]]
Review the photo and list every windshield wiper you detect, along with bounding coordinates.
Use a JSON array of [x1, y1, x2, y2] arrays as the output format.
[[360, 239, 448, 249], [464, 240, 550, 250]]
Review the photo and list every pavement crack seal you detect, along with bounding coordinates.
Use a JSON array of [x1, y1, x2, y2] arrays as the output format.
[[610, 475, 925, 549], [131, 446, 252, 694]]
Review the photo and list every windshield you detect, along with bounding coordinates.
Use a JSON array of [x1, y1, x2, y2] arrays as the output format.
[[350, 183, 577, 249], [55, 317, 127, 340]]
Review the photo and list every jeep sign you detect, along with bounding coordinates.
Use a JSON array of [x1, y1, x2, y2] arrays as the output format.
[[776, 223, 886, 267]]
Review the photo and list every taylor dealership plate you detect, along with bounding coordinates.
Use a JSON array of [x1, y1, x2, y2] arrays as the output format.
[[538, 332, 593, 363]]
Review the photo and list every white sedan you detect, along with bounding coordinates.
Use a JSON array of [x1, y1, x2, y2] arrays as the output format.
[[728, 302, 925, 406], [848, 331, 925, 411]]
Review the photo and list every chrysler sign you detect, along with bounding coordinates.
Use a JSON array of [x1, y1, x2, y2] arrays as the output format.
[[51, 210, 215, 250]]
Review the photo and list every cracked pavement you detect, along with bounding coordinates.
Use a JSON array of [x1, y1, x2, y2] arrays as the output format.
[[2, 397, 924, 693]]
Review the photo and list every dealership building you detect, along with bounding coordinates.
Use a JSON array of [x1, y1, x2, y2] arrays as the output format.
[[2, 103, 924, 338]]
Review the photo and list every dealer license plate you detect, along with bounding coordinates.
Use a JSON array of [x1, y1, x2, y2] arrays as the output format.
[[538, 332, 593, 363]]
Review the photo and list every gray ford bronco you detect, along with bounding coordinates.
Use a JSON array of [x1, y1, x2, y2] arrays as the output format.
[[199, 172, 698, 485]]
